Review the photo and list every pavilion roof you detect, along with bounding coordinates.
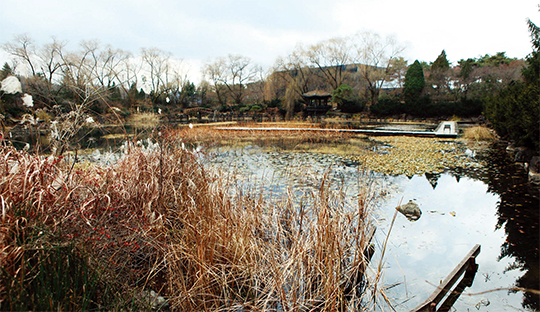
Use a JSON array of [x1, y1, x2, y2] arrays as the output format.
[[302, 90, 332, 98]]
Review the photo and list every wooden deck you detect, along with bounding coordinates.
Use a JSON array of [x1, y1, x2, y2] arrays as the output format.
[[215, 126, 458, 138]]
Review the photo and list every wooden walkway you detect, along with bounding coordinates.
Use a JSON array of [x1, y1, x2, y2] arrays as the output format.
[[215, 124, 458, 138]]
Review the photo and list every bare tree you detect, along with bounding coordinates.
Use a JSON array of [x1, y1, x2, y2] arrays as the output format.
[[3, 34, 37, 76], [271, 44, 322, 118], [59, 40, 100, 101], [91, 45, 132, 89], [221, 54, 260, 105], [202, 57, 228, 106], [38, 37, 67, 86], [203, 54, 260, 106], [273, 44, 316, 97], [306, 37, 351, 90], [141, 47, 172, 102], [11, 37, 67, 107], [244, 69, 267, 107], [351, 31, 405, 105], [118, 57, 143, 107]]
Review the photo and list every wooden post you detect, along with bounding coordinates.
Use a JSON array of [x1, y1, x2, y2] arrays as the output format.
[[411, 244, 481, 312]]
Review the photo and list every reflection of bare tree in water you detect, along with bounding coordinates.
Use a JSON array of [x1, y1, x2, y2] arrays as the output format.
[[482, 144, 539, 310]]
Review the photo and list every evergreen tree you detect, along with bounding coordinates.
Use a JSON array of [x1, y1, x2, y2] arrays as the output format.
[[403, 60, 425, 102], [522, 15, 540, 86], [0, 63, 13, 80], [332, 84, 364, 113], [431, 50, 450, 71], [477, 52, 517, 67], [429, 50, 451, 98], [458, 58, 477, 99], [458, 59, 475, 81], [484, 14, 540, 151]]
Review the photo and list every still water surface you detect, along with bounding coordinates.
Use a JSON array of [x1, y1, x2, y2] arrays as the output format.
[[201, 144, 539, 311], [13, 122, 538, 309]]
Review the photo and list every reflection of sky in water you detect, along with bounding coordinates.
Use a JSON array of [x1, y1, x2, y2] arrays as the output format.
[[204, 146, 531, 311], [375, 174, 527, 311]]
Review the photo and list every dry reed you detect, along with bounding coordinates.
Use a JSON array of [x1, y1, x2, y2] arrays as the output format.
[[0, 127, 385, 311], [174, 123, 364, 151], [462, 126, 496, 142]]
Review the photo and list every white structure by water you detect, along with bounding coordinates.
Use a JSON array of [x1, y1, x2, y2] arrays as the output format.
[[434, 121, 458, 136]]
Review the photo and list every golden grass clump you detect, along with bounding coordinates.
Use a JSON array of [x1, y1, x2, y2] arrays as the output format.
[[0, 129, 385, 311], [462, 126, 496, 142], [126, 112, 161, 127]]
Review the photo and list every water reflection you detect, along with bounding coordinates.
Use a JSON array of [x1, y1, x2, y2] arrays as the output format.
[[379, 144, 539, 311], [377, 174, 509, 310], [28, 131, 536, 311], [482, 145, 539, 310], [204, 143, 538, 311], [8, 124, 153, 154], [424, 172, 441, 189]]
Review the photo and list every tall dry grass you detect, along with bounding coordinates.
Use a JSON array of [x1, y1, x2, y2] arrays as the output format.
[[462, 126, 496, 142], [174, 123, 365, 152], [0, 128, 385, 311]]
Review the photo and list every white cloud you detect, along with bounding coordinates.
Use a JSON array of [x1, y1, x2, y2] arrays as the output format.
[[1, 0, 537, 82], [331, 0, 536, 64]]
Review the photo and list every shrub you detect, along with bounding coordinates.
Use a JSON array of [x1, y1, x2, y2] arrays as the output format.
[[34, 108, 54, 123], [370, 98, 405, 116], [250, 104, 262, 112], [484, 82, 539, 151]]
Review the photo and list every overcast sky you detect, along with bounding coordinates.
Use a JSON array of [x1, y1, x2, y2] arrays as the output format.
[[1, 0, 538, 82]]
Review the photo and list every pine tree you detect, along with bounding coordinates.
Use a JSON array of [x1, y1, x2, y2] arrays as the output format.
[[403, 60, 425, 103], [431, 50, 450, 72], [0, 62, 13, 80], [429, 50, 451, 97], [522, 16, 539, 86]]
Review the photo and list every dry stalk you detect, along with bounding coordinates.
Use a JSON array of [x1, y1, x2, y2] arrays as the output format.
[[0, 127, 391, 311]]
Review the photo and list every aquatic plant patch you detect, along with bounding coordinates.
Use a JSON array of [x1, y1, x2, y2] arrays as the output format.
[[349, 136, 485, 176]]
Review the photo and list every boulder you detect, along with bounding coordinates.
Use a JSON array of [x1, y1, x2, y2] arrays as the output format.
[[397, 200, 422, 221], [514, 147, 533, 163], [529, 156, 540, 184]]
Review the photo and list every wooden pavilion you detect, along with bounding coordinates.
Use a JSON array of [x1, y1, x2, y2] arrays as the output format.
[[302, 90, 332, 117]]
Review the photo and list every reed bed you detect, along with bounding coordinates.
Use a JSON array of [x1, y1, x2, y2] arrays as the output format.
[[176, 123, 366, 152], [0, 128, 386, 311]]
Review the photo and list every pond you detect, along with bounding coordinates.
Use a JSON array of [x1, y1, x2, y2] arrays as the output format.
[[201, 142, 539, 311], [11, 123, 538, 311]]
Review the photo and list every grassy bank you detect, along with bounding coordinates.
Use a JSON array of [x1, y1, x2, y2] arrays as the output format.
[[0, 129, 387, 311]]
